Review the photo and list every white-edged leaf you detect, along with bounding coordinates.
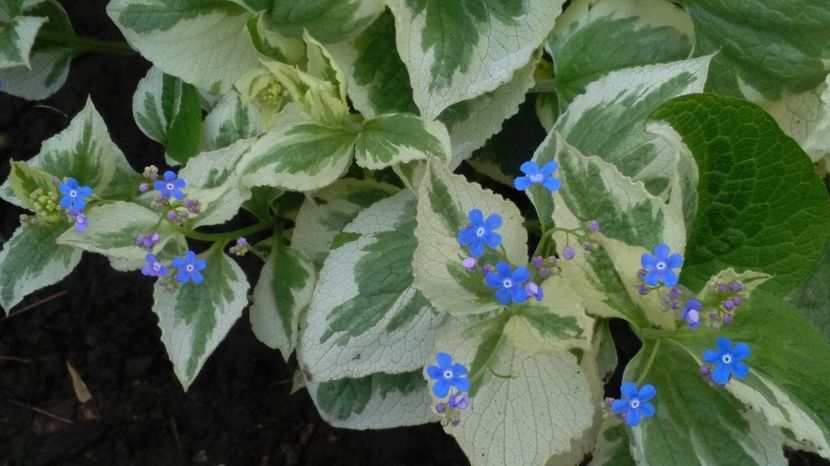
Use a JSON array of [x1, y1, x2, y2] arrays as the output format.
[[761, 73, 830, 165], [239, 105, 356, 192], [199, 90, 262, 151], [0, 2, 46, 68], [245, 10, 304, 63], [354, 113, 450, 169], [55, 201, 179, 270], [0, 223, 81, 313], [152, 247, 249, 390], [387, 0, 562, 119], [107, 0, 259, 93], [306, 370, 436, 429], [413, 160, 527, 316], [298, 192, 444, 382], [291, 178, 398, 267], [268, 0, 384, 44], [250, 242, 315, 361]]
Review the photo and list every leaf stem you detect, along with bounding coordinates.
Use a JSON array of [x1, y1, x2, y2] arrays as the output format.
[[37, 30, 137, 55], [176, 221, 272, 244], [635, 338, 662, 386], [529, 78, 558, 94]]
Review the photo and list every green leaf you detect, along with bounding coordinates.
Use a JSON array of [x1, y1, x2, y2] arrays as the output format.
[[625, 338, 786, 465], [56, 201, 180, 270], [240, 105, 357, 192], [387, 0, 561, 119], [548, 0, 694, 103], [532, 56, 711, 230], [250, 241, 315, 361], [651, 94, 830, 295], [107, 0, 259, 93], [298, 192, 444, 381], [7, 161, 54, 211], [413, 160, 528, 316], [0, 1, 46, 68], [133, 67, 203, 164], [245, 10, 304, 63], [587, 418, 635, 466], [199, 90, 261, 152], [268, 0, 384, 43], [0, 223, 81, 313], [354, 113, 450, 169], [0, 1, 76, 100], [435, 317, 596, 465], [178, 140, 253, 227], [676, 292, 830, 457], [679, 0, 830, 100], [152, 247, 249, 390], [307, 370, 435, 429], [325, 9, 418, 117], [785, 244, 830, 339], [0, 98, 142, 205], [291, 178, 398, 267]]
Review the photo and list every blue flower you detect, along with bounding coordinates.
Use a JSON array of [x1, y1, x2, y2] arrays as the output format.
[[426, 353, 470, 398], [58, 178, 93, 212], [485, 261, 530, 305], [611, 382, 656, 427], [680, 299, 702, 330], [457, 209, 502, 258], [514, 161, 561, 192], [172, 250, 207, 284], [141, 254, 168, 277], [703, 337, 750, 385], [153, 170, 186, 201], [641, 243, 683, 287]]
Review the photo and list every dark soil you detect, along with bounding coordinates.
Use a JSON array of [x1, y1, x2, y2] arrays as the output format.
[[0, 3, 827, 466]]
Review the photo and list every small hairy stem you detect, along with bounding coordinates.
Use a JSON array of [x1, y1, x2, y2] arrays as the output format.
[[37, 30, 136, 55], [528, 78, 557, 94], [635, 338, 662, 386], [177, 221, 272, 244]]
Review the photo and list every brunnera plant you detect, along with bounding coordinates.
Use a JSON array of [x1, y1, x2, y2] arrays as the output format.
[[2, 0, 830, 464]]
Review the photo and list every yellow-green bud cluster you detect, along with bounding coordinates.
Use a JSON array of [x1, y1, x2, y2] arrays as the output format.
[[29, 188, 62, 223], [257, 81, 284, 107]]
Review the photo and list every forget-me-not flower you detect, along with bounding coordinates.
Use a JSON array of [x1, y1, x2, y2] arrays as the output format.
[[58, 178, 93, 212], [154, 170, 186, 201], [641, 243, 683, 287], [611, 382, 656, 427], [141, 254, 168, 277], [426, 352, 470, 398], [457, 209, 502, 258], [703, 337, 750, 385], [485, 262, 530, 305], [514, 161, 561, 192], [172, 250, 207, 284], [680, 299, 702, 330]]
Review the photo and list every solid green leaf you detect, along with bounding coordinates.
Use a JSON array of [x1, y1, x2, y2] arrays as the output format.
[[387, 0, 562, 119], [651, 94, 830, 295], [354, 113, 450, 169], [0, 223, 81, 313], [680, 0, 830, 100], [786, 244, 830, 339], [152, 246, 249, 390], [268, 0, 384, 43], [250, 240, 315, 361]]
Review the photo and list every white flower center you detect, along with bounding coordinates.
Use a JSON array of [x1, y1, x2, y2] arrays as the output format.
[[475, 227, 485, 237], [721, 353, 733, 365], [186, 264, 194, 272], [152, 263, 162, 272], [502, 279, 513, 289], [629, 399, 641, 409], [530, 173, 544, 183], [443, 369, 453, 379], [166, 182, 175, 191], [69, 190, 78, 198], [656, 261, 667, 271]]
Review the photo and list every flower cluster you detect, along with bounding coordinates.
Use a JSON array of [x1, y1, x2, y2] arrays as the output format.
[[136, 232, 161, 251], [141, 250, 207, 286], [700, 337, 750, 385], [58, 178, 93, 232], [140, 167, 200, 225], [608, 382, 656, 427], [426, 353, 470, 426], [229, 237, 249, 256]]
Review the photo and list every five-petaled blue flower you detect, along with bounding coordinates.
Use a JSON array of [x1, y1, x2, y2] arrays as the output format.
[[172, 250, 207, 284], [611, 382, 656, 427], [514, 161, 561, 192], [426, 353, 470, 398], [703, 337, 750, 385], [141, 254, 168, 277], [457, 209, 502, 258], [485, 261, 530, 305], [58, 178, 93, 212], [153, 170, 186, 201], [641, 243, 683, 287]]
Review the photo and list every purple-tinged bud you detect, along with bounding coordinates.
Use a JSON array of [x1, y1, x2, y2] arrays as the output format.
[[237, 237, 248, 247], [524, 282, 543, 302], [670, 287, 682, 299], [723, 299, 736, 311], [722, 314, 733, 325], [183, 198, 201, 214], [583, 242, 594, 252], [546, 256, 559, 267], [709, 311, 718, 320], [539, 267, 551, 278], [636, 285, 649, 296], [481, 265, 493, 276], [462, 257, 476, 270], [587, 220, 600, 233], [531, 256, 544, 269], [74, 213, 88, 232], [450, 417, 460, 426], [604, 397, 614, 407], [733, 296, 743, 306], [718, 284, 729, 293], [435, 403, 446, 414], [142, 165, 159, 180], [138, 183, 149, 193], [730, 281, 744, 292], [562, 246, 575, 260], [637, 269, 647, 278], [699, 365, 711, 376], [449, 394, 469, 411], [166, 211, 178, 222]]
